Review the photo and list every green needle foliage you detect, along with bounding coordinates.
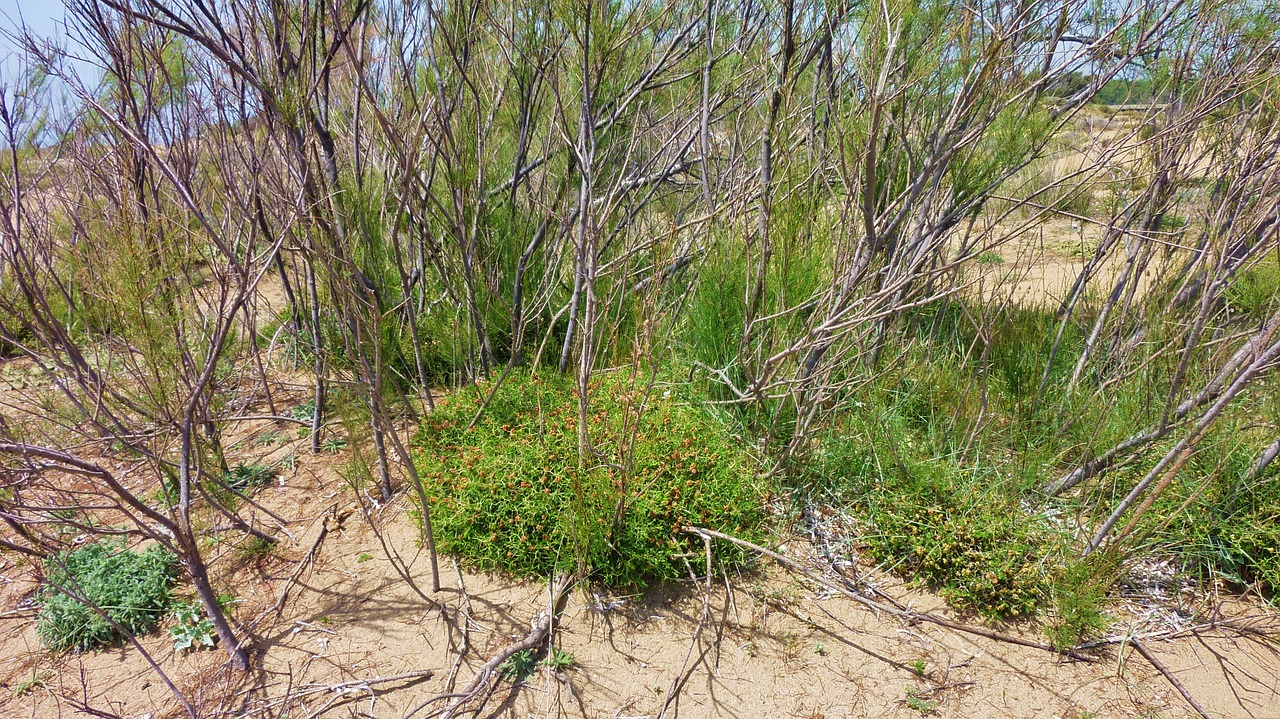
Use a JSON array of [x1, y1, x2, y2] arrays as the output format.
[[415, 372, 765, 586], [1046, 554, 1117, 650], [37, 542, 177, 652]]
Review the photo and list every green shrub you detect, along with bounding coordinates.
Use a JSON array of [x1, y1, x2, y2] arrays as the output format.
[[1046, 554, 1116, 650], [37, 542, 177, 652], [860, 476, 1054, 619], [415, 371, 765, 586], [808, 425, 1059, 620]]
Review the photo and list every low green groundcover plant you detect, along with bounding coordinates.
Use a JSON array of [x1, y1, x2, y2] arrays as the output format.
[[809, 433, 1058, 620], [415, 371, 765, 586], [860, 476, 1053, 619], [37, 541, 177, 652]]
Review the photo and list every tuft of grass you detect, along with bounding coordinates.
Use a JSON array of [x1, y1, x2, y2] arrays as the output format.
[[37, 542, 177, 652], [12, 669, 52, 697], [224, 462, 275, 492], [415, 371, 765, 587], [1046, 554, 1116, 650], [1226, 258, 1280, 321], [1158, 430, 1280, 597]]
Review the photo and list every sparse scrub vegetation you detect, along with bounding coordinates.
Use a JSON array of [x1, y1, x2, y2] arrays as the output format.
[[0, 0, 1277, 715]]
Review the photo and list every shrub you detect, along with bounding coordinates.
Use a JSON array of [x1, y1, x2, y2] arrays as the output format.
[[1046, 554, 1117, 650], [414, 371, 765, 586], [37, 542, 177, 652], [861, 476, 1054, 619], [225, 462, 275, 491], [808, 427, 1058, 620]]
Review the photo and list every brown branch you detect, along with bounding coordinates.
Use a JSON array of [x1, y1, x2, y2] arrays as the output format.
[[405, 573, 573, 719], [685, 527, 1098, 663], [1131, 639, 1213, 719]]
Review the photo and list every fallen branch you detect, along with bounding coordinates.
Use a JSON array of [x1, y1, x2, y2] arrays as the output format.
[[1131, 639, 1213, 719], [657, 534, 714, 719], [310, 669, 437, 694], [684, 527, 1097, 663], [404, 573, 574, 719], [247, 505, 342, 632], [244, 670, 436, 717]]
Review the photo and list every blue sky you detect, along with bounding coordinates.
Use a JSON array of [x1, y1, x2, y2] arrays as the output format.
[[0, 0, 65, 54], [0, 0, 99, 84]]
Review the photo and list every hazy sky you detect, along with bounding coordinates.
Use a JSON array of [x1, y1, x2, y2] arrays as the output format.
[[0, 0, 64, 54], [0, 0, 102, 89]]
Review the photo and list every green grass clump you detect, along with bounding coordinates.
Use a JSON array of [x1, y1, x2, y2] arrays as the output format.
[[415, 371, 765, 586], [1046, 554, 1116, 650], [224, 462, 275, 491], [1158, 434, 1280, 597], [807, 406, 1060, 620], [1226, 257, 1280, 321], [37, 542, 177, 652]]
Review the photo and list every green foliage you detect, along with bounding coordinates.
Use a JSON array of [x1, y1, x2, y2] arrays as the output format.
[[1226, 257, 1280, 321], [498, 647, 575, 683], [683, 250, 747, 376], [1160, 429, 1280, 596], [1095, 76, 1159, 106], [1046, 555, 1116, 650], [860, 470, 1053, 619], [808, 417, 1057, 619], [545, 647, 576, 671], [169, 600, 216, 651], [12, 669, 52, 697], [805, 299, 1280, 626], [289, 399, 317, 421], [905, 686, 939, 714], [500, 649, 540, 682], [800, 310, 1077, 620], [415, 372, 765, 586], [37, 542, 177, 652], [224, 462, 275, 491]]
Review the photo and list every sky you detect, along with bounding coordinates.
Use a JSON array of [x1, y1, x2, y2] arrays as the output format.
[[0, 0, 99, 84], [0, 0, 64, 55]]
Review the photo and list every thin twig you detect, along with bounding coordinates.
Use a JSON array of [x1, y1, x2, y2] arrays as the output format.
[[1131, 639, 1214, 719], [685, 526, 1097, 663]]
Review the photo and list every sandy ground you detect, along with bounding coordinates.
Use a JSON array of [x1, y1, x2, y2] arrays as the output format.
[[2, 415, 1278, 719]]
